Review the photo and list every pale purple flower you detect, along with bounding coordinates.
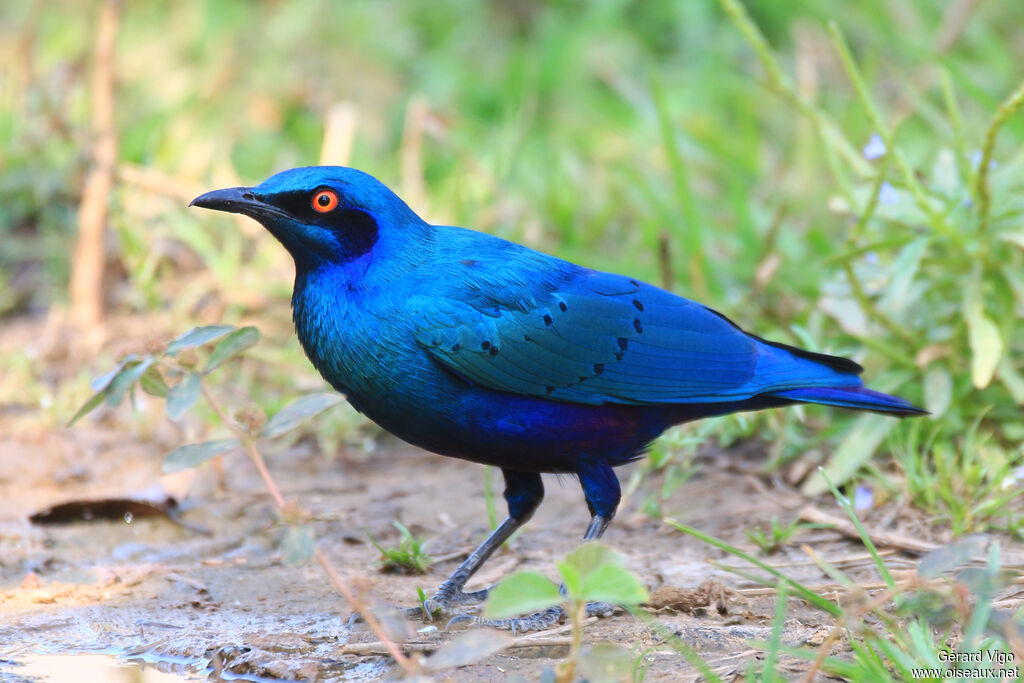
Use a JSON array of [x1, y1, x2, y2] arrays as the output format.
[[854, 486, 874, 511], [863, 134, 886, 160], [878, 182, 898, 205]]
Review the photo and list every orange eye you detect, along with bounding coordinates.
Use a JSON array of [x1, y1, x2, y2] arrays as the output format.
[[312, 189, 339, 213]]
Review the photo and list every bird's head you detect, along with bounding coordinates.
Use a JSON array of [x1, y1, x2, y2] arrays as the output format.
[[190, 166, 424, 270]]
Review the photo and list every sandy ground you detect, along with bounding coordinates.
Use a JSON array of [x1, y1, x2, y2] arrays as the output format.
[[0, 410, 925, 682]]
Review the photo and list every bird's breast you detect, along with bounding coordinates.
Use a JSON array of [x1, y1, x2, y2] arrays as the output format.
[[291, 272, 441, 410]]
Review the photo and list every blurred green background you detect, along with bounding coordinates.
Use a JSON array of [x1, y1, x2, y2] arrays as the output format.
[[2, 0, 1023, 530]]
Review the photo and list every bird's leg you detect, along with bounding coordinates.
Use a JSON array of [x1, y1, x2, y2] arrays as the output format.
[[583, 513, 610, 541], [411, 469, 543, 619], [458, 463, 621, 632]]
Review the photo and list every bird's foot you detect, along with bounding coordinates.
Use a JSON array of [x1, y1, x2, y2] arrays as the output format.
[[447, 606, 565, 633], [405, 582, 492, 621], [445, 601, 618, 633], [347, 581, 491, 627]]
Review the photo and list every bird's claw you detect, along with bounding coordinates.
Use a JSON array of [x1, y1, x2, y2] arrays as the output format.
[[584, 601, 618, 618], [450, 606, 573, 634], [446, 601, 618, 633], [348, 584, 493, 628], [447, 606, 566, 634], [406, 586, 492, 621]]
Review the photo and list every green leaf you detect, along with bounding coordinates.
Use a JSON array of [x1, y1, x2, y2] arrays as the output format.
[[484, 571, 562, 619], [802, 414, 894, 495], [166, 325, 234, 355], [955, 566, 1017, 596], [161, 439, 239, 473], [424, 630, 512, 672], [918, 536, 989, 579], [281, 524, 315, 565], [166, 372, 201, 421], [89, 358, 132, 392], [964, 270, 1004, 390], [260, 393, 343, 439], [997, 356, 1024, 404], [998, 229, 1024, 250], [205, 326, 259, 372], [564, 541, 624, 576], [139, 366, 170, 398], [879, 236, 930, 314], [68, 389, 107, 426], [966, 310, 1003, 389], [557, 541, 630, 601], [923, 366, 953, 417], [556, 560, 583, 599], [580, 564, 648, 606], [104, 358, 153, 407]]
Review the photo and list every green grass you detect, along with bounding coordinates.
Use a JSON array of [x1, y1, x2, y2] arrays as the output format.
[[746, 515, 819, 555], [667, 515, 1019, 681], [367, 521, 433, 575]]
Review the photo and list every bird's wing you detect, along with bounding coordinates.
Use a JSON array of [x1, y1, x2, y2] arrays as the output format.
[[411, 268, 859, 406]]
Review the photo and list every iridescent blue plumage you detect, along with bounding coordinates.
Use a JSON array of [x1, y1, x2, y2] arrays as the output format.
[[192, 166, 924, 630]]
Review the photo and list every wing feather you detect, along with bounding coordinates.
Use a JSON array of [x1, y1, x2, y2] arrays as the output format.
[[411, 268, 855, 405]]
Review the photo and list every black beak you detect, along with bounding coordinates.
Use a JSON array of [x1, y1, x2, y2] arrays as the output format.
[[189, 187, 288, 220]]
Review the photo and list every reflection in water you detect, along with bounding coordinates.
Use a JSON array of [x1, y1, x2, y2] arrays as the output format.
[[4, 653, 206, 682]]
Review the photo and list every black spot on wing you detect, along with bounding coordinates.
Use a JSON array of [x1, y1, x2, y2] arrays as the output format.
[[633, 318, 643, 334]]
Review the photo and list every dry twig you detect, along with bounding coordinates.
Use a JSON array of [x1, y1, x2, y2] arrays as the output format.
[[70, 0, 118, 328], [797, 505, 938, 555]]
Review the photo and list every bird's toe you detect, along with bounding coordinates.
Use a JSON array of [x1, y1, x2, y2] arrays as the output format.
[[405, 586, 493, 621], [585, 601, 618, 618], [448, 606, 566, 634]]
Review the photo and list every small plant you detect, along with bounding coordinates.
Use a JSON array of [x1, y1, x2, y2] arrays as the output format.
[[889, 417, 1024, 538], [746, 515, 812, 555], [367, 520, 433, 575], [666, 469, 1020, 681], [720, 0, 1024, 504], [70, 325, 342, 511], [484, 542, 649, 682]]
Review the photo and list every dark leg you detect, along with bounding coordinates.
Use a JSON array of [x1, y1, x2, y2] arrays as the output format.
[[579, 460, 620, 541], [462, 462, 622, 632], [412, 469, 543, 618], [577, 462, 620, 617]]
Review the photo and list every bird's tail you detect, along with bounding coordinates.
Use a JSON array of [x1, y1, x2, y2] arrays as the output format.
[[771, 385, 927, 416]]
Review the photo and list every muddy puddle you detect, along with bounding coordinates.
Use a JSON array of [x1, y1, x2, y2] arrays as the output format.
[[4, 653, 208, 682]]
